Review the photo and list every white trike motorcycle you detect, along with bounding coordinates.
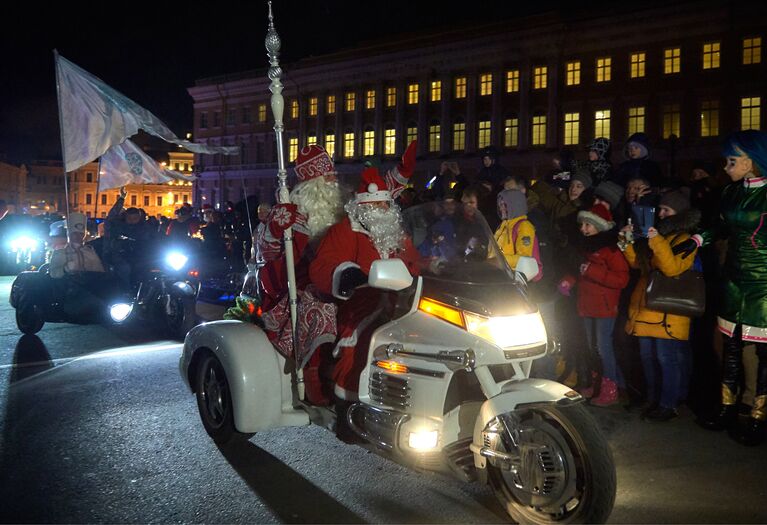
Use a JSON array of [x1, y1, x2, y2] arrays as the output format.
[[180, 202, 616, 524]]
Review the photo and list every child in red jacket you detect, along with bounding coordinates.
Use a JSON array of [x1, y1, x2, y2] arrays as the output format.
[[561, 203, 630, 406]]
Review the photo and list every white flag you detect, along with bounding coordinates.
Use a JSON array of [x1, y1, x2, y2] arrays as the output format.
[[98, 139, 195, 191], [55, 52, 238, 172]]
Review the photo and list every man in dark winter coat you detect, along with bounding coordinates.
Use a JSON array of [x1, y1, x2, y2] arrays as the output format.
[[614, 133, 662, 188], [477, 146, 510, 194]]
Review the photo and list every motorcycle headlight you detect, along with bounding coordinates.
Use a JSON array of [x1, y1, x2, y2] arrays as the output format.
[[10, 236, 37, 252], [463, 311, 547, 349], [165, 252, 188, 271], [109, 303, 133, 322]]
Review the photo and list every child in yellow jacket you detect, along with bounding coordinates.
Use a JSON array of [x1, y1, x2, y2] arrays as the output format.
[[494, 189, 542, 280]]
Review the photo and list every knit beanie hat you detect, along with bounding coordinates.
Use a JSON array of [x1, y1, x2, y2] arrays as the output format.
[[588, 137, 611, 160], [497, 189, 527, 220], [593, 181, 623, 209], [660, 186, 691, 214], [577, 202, 615, 232], [625, 132, 649, 159], [571, 166, 593, 189]]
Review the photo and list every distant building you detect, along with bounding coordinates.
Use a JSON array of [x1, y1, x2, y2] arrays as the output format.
[[188, 0, 765, 204], [0, 161, 27, 212]]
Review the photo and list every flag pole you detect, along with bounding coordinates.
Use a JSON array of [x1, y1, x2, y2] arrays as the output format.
[[53, 49, 72, 242], [265, 1, 303, 400]]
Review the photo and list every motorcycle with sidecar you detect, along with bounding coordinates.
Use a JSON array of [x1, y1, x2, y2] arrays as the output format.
[[179, 202, 616, 524]]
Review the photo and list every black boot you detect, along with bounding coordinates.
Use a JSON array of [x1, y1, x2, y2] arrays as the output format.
[[696, 403, 738, 431], [729, 417, 766, 446]]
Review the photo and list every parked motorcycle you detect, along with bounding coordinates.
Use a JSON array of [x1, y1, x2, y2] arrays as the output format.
[[179, 202, 616, 523], [109, 240, 201, 340]]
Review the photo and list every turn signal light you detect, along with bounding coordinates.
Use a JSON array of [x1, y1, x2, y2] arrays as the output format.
[[375, 360, 409, 374], [418, 298, 464, 328]]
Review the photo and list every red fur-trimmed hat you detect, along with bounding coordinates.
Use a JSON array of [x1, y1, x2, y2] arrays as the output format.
[[355, 167, 391, 203], [294, 145, 334, 182], [577, 202, 615, 232]]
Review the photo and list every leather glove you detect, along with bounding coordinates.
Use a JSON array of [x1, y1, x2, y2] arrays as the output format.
[[266, 203, 298, 238], [671, 237, 698, 259], [338, 267, 367, 298], [399, 139, 418, 179]]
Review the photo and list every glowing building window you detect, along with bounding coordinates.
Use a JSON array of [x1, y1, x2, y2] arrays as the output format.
[[406, 126, 418, 145], [741, 97, 761, 130], [386, 87, 396, 107], [309, 97, 318, 116], [455, 77, 467, 99], [429, 124, 441, 153], [628, 106, 646, 135], [366, 90, 375, 109], [408, 84, 419, 105], [363, 130, 375, 156], [307, 135, 317, 146], [345, 92, 356, 112], [324, 133, 335, 158], [327, 95, 336, 115], [477, 120, 492, 149], [594, 110, 611, 140], [664, 48, 681, 74], [453, 122, 466, 151], [630, 53, 646, 78], [564, 112, 580, 145], [531, 116, 547, 146], [290, 100, 299, 119], [505, 70, 519, 93], [479, 74, 493, 96], [596, 57, 611, 82], [566, 61, 581, 86], [384, 127, 396, 155], [703, 42, 721, 69], [533, 66, 547, 89], [743, 37, 762, 65], [504, 118, 518, 148], [662, 104, 681, 138], [288, 138, 298, 161], [258, 104, 266, 122], [343, 132, 355, 158], [701, 100, 719, 137], [430, 81, 442, 102]]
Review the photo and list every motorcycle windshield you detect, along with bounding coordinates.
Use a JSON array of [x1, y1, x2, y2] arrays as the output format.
[[402, 201, 515, 284]]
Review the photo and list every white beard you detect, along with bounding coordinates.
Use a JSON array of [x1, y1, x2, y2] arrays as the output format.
[[346, 201, 405, 258], [291, 177, 345, 239]]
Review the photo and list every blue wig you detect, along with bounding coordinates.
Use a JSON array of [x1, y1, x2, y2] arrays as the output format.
[[722, 130, 767, 176]]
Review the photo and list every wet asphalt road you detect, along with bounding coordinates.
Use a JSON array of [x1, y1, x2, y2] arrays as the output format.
[[0, 275, 766, 524]]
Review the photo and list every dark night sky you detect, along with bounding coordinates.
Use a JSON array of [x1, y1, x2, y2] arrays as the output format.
[[0, 0, 641, 164]]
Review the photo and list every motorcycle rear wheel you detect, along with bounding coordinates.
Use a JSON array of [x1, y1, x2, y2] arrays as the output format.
[[16, 296, 44, 335], [194, 352, 254, 445], [488, 404, 616, 524]]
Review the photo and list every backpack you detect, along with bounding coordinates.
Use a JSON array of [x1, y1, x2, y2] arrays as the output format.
[[511, 219, 543, 282]]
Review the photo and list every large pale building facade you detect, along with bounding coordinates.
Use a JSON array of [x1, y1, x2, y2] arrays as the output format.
[[188, 0, 765, 207]]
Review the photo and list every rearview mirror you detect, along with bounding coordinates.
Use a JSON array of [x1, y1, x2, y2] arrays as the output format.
[[368, 259, 413, 291]]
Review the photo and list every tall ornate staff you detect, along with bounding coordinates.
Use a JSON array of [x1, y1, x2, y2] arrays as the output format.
[[265, 1, 303, 399]]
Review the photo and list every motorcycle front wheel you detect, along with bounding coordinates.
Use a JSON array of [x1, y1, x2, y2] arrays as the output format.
[[165, 294, 197, 340], [488, 404, 616, 524], [16, 296, 45, 335]]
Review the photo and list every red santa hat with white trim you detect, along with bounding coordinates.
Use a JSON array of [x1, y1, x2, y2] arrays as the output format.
[[294, 145, 334, 182], [355, 167, 392, 203], [577, 202, 615, 232]]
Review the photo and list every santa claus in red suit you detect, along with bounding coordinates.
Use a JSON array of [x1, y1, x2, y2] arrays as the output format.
[[309, 166, 421, 402]]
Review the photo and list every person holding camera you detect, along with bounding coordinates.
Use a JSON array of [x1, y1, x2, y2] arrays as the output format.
[[618, 187, 700, 421]]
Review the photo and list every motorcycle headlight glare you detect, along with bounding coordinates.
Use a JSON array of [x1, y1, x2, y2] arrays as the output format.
[[109, 303, 133, 322], [463, 311, 547, 349], [10, 236, 37, 252], [165, 252, 188, 271]]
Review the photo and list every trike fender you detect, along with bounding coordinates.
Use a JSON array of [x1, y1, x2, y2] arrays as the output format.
[[180, 320, 309, 433]]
